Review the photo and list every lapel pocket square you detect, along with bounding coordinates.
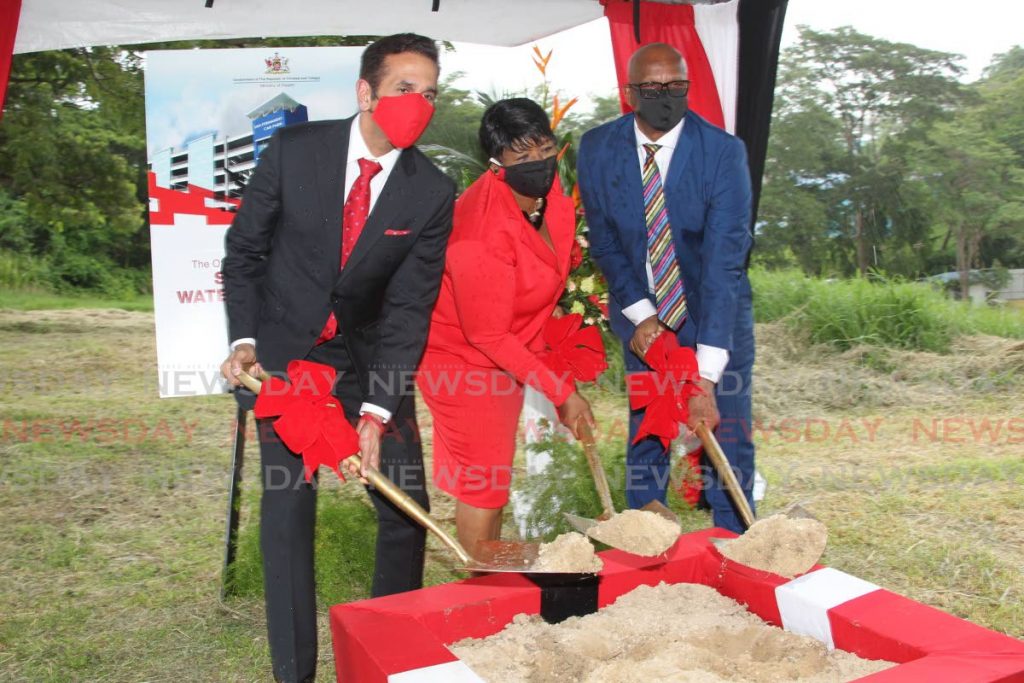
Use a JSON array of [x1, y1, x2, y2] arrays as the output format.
[[384, 229, 412, 236]]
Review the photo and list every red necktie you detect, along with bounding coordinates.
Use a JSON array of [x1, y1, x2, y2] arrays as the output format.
[[316, 158, 384, 345]]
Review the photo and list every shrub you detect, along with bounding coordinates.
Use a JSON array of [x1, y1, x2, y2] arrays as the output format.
[[749, 267, 1024, 352], [749, 267, 814, 323], [514, 428, 628, 540], [0, 250, 51, 289], [960, 304, 1024, 339], [798, 276, 955, 352]]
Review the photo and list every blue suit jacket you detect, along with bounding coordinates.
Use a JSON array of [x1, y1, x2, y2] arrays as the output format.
[[577, 112, 753, 356]]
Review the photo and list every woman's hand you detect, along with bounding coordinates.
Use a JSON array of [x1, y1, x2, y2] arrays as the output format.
[[557, 390, 596, 440]]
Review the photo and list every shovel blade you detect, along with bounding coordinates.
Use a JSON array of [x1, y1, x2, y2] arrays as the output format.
[[464, 539, 540, 573], [710, 536, 730, 550], [709, 503, 820, 553], [563, 512, 599, 535], [781, 502, 817, 521], [640, 499, 679, 525], [465, 539, 599, 575]]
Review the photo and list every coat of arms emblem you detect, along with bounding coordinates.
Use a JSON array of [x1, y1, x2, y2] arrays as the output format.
[[264, 52, 290, 74]]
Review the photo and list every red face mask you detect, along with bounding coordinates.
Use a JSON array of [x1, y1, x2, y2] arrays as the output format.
[[371, 93, 435, 149]]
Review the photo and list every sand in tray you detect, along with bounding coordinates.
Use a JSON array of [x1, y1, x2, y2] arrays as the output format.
[[450, 582, 894, 683], [586, 509, 681, 556], [717, 514, 828, 578], [531, 532, 603, 573]]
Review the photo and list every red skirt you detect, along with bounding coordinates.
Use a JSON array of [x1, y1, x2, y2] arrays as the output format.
[[417, 351, 524, 508]]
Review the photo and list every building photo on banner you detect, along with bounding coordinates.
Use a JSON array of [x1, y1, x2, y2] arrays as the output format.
[[144, 47, 362, 398]]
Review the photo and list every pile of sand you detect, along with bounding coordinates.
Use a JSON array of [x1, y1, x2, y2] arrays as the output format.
[[587, 509, 681, 556], [451, 582, 893, 682], [718, 514, 828, 578], [532, 532, 603, 573]]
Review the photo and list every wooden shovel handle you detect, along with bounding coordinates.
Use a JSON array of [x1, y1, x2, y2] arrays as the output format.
[[577, 420, 616, 519], [695, 422, 756, 529], [235, 371, 473, 565]]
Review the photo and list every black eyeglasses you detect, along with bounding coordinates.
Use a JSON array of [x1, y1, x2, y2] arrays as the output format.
[[625, 80, 690, 99]]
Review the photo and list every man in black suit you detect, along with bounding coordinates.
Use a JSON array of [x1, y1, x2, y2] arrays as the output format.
[[219, 34, 455, 683]]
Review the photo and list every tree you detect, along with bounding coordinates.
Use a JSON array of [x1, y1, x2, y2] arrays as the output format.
[[558, 93, 621, 141], [768, 26, 966, 276], [972, 48, 1024, 270], [0, 48, 148, 293], [916, 86, 1024, 299], [756, 96, 845, 274], [417, 72, 487, 190]]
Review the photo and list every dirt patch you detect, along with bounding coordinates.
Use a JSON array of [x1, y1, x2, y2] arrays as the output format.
[[451, 582, 893, 682], [532, 532, 603, 573], [0, 308, 152, 330], [718, 514, 828, 578], [587, 509, 681, 556], [754, 322, 1024, 417]]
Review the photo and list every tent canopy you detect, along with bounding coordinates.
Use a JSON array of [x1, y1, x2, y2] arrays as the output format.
[[13, 0, 605, 53]]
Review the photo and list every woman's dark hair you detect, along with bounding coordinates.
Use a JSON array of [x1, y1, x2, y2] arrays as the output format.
[[360, 33, 439, 91], [478, 98, 556, 161]]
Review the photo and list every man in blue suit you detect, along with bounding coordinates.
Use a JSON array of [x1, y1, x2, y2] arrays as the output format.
[[577, 43, 755, 533]]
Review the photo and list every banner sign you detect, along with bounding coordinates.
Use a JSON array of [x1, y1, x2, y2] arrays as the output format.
[[144, 47, 362, 397]]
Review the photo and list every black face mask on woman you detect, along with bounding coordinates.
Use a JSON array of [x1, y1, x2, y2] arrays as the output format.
[[492, 155, 558, 199], [635, 91, 688, 132]]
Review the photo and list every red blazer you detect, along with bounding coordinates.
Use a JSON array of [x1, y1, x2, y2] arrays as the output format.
[[423, 169, 576, 405]]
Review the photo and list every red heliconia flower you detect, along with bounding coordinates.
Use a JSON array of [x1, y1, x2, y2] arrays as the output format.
[[254, 360, 360, 482], [570, 239, 584, 271], [675, 445, 704, 508]]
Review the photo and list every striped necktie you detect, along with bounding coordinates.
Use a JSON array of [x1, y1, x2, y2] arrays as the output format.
[[642, 143, 687, 329]]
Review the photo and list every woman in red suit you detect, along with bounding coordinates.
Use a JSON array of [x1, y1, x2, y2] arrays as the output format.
[[418, 98, 595, 556]]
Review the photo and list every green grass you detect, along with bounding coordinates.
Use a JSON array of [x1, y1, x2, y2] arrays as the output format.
[[0, 251, 51, 290], [963, 303, 1024, 338], [750, 267, 1024, 352], [0, 288, 153, 311], [226, 484, 384, 606], [1, 305, 1022, 681]]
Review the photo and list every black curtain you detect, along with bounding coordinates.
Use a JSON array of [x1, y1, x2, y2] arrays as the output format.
[[735, 0, 788, 231]]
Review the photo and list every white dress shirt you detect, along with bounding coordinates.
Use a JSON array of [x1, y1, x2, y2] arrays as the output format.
[[620, 118, 730, 384], [231, 114, 402, 420]]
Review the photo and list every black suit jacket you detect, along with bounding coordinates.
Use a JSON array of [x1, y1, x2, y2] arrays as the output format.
[[223, 116, 456, 415]]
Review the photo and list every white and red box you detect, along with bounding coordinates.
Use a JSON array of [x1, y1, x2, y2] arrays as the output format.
[[330, 528, 1024, 682]]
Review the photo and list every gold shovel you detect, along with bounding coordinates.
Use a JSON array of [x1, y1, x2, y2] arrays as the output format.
[[236, 370, 585, 574], [697, 422, 817, 550], [563, 420, 679, 540]]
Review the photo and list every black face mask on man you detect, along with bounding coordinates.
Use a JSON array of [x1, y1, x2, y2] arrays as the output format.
[[635, 91, 688, 132], [492, 155, 558, 199]]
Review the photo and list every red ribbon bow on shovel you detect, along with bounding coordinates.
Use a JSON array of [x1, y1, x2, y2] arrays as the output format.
[[253, 360, 360, 482], [541, 313, 608, 382], [627, 331, 703, 449]]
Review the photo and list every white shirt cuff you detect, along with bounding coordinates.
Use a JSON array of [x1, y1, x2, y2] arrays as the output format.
[[622, 298, 659, 326], [359, 403, 392, 423], [696, 344, 730, 384], [230, 338, 256, 351]]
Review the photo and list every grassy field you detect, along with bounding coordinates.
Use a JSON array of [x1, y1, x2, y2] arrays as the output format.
[[0, 306, 1021, 682], [0, 289, 154, 312]]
